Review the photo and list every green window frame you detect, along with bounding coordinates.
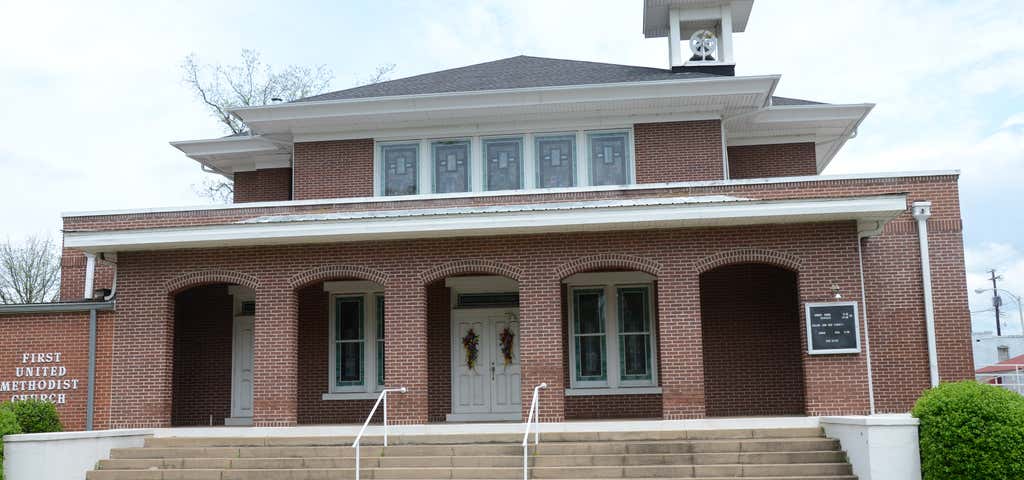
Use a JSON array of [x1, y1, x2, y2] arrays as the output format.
[[617, 287, 652, 382], [334, 296, 365, 387], [572, 288, 607, 383], [376, 295, 385, 387]]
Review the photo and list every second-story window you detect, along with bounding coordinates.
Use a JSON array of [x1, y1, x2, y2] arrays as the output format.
[[432, 140, 470, 193], [484, 137, 523, 191], [536, 134, 576, 188], [589, 131, 631, 186], [382, 143, 419, 196]]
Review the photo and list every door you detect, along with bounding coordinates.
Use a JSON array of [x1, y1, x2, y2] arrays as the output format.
[[450, 308, 521, 420], [230, 315, 254, 420]]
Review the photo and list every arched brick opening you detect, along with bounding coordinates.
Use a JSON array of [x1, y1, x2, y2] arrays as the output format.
[[556, 254, 664, 420], [289, 265, 389, 425], [699, 262, 805, 417], [420, 260, 522, 423]]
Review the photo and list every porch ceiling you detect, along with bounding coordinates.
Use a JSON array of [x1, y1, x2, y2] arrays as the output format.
[[63, 194, 907, 253]]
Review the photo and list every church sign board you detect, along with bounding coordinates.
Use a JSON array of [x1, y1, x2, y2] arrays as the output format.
[[805, 302, 861, 355]]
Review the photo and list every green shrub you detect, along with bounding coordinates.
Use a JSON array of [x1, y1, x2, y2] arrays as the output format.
[[0, 403, 23, 480], [8, 399, 62, 434], [912, 381, 1024, 479]]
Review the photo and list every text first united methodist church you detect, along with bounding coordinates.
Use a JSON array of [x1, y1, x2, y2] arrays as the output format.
[[1, 0, 972, 437]]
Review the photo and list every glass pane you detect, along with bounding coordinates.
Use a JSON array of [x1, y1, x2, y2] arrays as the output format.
[[536, 135, 575, 188], [337, 342, 363, 385], [433, 140, 470, 193], [382, 144, 418, 196], [576, 336, 606, 381], [377, 342, 385, 386], [336, 298, 363, 341], [376, 296, 385, 339], [574, 290, 604, 334], [376, 295, 385, 386], [589, 132, 629, 186], [618, 288, 649, 333], [620, 334, 650, 380], [484, 138, 522, 191]]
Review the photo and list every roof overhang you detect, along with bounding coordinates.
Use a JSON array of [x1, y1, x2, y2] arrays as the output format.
[[230, 76, 779, 138], [643, 0, 754, 38], [724, 103, 874, 172], [64, 193, 906, 253], [169, 135, 293, 179]]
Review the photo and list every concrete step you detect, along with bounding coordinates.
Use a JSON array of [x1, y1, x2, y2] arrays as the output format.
[[88, 464, 854, 479], [140, 428, 826, 448], [98, 450, 846, 470], [111, 437, 839, 459]]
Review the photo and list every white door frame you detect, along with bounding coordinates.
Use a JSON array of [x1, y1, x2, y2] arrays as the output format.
[[226, 287, 255, 426]]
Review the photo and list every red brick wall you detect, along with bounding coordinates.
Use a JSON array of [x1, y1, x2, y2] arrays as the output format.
[[0, 310, 113, 431], [233, 168, 292, 203], [60, 250, 114, 301], [634, 120, 724, 183], [426, 281, 451, 422], [700, 264, 805, 417], [171, 285, 233, 426], [293, 139, 374, 200], [727, 143, 818, 179]]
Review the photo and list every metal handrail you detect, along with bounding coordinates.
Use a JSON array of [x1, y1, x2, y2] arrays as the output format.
[[353, 387, 406, 480], [522, 383, 548, 480]]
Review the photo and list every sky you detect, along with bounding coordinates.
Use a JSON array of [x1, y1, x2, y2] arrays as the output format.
[[0, 0, 1022, 332]]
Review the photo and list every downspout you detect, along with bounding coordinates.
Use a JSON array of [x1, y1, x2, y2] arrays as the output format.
[[912, 201, 940, 387], [83, 253, 96, 299], [855, 236, 876, 415], [86, 308, 97, 430]]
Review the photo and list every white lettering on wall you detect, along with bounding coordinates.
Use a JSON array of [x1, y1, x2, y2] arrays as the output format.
[[3, 352, 79, 404]]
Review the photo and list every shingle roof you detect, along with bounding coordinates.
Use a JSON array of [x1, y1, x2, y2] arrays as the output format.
[[772, 96, 825, 106]]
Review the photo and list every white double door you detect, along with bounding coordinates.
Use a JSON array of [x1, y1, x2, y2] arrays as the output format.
[[450, 308, 521, 421]]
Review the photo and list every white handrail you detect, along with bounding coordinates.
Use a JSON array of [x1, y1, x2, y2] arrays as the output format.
[[353, 387, 406, 480], [522, 383, 547, 480]]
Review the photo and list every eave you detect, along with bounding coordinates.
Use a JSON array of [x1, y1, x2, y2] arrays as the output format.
[[63, 194, 907, 254], [169, 135, 293, 179]]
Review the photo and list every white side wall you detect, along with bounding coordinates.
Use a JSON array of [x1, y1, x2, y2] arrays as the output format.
[[973, 333, 1024, 368], [820, 415, 921, 480], [3, 429, 152, 480]]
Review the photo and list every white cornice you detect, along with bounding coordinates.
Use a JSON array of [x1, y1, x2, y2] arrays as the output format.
[[64, 194, 907, 253]]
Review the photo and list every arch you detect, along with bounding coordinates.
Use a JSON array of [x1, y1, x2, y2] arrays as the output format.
[[694, 248, 802, 274], [555, 253, 662, 280], [288, 264, 390, 289], [164, 269, 259, 295], [418, 259, 523, 284]]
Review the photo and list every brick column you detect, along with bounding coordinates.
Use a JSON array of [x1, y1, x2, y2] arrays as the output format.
[[518, 277, 565, 422], [384, 279, 429, 423], [658, 275, 706, 419], [253, 283, 298, 426]]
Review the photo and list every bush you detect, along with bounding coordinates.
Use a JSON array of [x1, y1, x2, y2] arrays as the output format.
[[912, 381, 1024, 479], [8, 399, 62, 434], [0, 403, 23, 480]]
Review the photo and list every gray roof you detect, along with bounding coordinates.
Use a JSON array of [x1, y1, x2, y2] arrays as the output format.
[[771, 96, 825, 106], [293, 55, 824, 106]]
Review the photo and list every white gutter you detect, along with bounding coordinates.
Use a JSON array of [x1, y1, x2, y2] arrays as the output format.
[[912, 201, 940, 387], [63, 194, 907, 253], [83, 253, 96, 299], [856, 238, 876, 414]]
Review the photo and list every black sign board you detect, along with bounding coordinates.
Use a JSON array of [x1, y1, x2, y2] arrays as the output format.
[[805, 302, 860, 354]]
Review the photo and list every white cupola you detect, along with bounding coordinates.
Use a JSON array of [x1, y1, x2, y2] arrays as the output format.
[[642, 0, 754, 75]]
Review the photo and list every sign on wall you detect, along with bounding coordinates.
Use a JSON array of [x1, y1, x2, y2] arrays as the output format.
[[0, 352, 80, 404], [805, 302, 861, 355]]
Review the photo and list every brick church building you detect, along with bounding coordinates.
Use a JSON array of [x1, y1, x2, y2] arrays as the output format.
[[0, 0, 972, 432]]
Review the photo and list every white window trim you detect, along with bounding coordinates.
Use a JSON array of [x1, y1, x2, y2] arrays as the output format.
[[324, 281, 385, 399], [566, 273, 658, 393], [374, 127, 635, 196]]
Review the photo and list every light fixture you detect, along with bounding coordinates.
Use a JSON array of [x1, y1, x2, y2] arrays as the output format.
[[831, 284, 842, 300]]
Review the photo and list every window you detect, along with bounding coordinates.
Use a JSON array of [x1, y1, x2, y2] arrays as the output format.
[[567, 274, 657, 391], [588, 131, 631, 186], [381, 143, 419, 196], [536, 134, 576, 188], [483, 137, 523, 191], [999, 345, 1010, 362], [432, 140, 470, 193], [326, 282, 385, 396]]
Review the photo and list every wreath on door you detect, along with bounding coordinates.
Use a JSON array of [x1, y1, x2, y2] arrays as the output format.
[[499, 327, 515, 366], [462, 328, 480, 370]]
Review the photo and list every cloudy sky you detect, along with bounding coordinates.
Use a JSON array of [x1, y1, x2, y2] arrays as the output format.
[[1, 0, 1022, 332]]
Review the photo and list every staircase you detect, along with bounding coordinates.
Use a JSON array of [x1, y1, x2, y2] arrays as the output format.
[[87, 427, 856, 479]]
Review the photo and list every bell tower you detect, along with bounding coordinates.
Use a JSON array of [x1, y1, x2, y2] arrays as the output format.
[[642, 0, 754, 76]]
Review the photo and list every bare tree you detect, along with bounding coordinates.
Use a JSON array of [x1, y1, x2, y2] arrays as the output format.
[[0, 235, 61, 304], [183, 50, 396, 203]]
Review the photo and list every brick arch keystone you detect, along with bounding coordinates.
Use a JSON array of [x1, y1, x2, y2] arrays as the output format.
[[288, 264, 390, 290], [164, 270, 260, 295], [419, 259, 523, 284], [694, 248, 802, 274], [555, 253, 663, 279]]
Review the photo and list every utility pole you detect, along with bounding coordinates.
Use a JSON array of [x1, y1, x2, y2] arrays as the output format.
[[989, 269, 1003, 336]]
